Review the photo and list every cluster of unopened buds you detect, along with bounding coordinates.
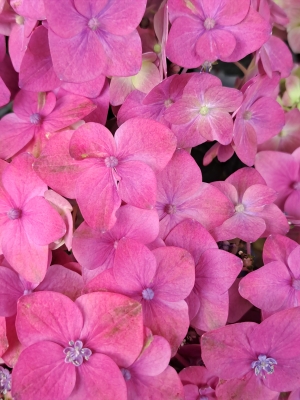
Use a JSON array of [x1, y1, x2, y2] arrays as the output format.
[[0, 0, 300, 399]]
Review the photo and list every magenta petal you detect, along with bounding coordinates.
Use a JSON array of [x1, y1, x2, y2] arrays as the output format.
[[12, 341, 76, 400], [165, 219, 217, 263], [68, 352, 127, 400], [22, 197, 66, 246], [143, 299, 189, 355], [233, 120, 257, 166], [117, 160, 157, 209], [201, 322, 257, 379], [0, 113, 35, 160], [36, 264, 83, 301], [16, 292, 83, 347], [226, 166, 266, 195], [239, 261, 293, 311], [76, 165, 120, 231], [131, 334, 171, 376], [33, 130, 85, 199], [69, 122, 116, 159], [242, 184, 277, 211], [195, 29, 236, 62], [152, 246, 195, 302], [2, 221, 49, 284], [263, 234, 298, 265], [113, 238, 157, 292], [287, 246, 300, 277], [73, 0, 108, 18], [76, 292, 143, 367], [102, 30, 142, 77], [0, 266, 23, 317], [115, 118, 176, 172]]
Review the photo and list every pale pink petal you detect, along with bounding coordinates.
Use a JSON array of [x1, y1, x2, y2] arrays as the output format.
[[263, 234, 298, 265], [255, 204, 289, 238], [109, 76, 134, 106], [288, 26, 300, 54], [242, 184, 277, 211], [226, 166, 266, 196], [16, 291, 83, 346], [195, 29, 236, 62], [76, 292, 143, 367], [233, 120, 257, 166], [204, 86, 243, 111], [12, 341, 76, 400]]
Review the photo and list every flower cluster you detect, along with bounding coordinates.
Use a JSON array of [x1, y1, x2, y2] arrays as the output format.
[[0, 0, 299, 399]]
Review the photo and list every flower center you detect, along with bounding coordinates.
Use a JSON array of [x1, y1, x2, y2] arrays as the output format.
[[243, 110, 252, 120], [7, 208, 22, 220], [200, 106, 209, 116], [142, 287, 154, 300], [63, 340, 92, 367], [204, 17, 215, 30], [293, 182, 300, 190], [30, 113, 42, 125], [0, 366, 12, 395], [104, 156, 118, 168], [121, 368, 131, 381], [88, 17, 100, 31], [164, 99, 174, 108], [251, 355, 277, 378], [164, 204, 177, 214], [153, 43, 161, 53], [292, 278, 300, 290], [235, 204, 245, 213]]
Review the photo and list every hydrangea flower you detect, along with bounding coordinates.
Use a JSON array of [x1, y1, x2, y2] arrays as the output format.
[[179, 366, 218, 400], [201, 307, 300, 399], [12, 291, 144, 399]]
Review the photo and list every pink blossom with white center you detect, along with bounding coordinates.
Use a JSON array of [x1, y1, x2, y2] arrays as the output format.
[[201, 307, 300, 399], [12, 291, 144, 400], [166, 0, 271, 68], [85, 238, 195, 355], [164, 73, 243, 147], [210, 167, 289, 242], [0, 154, 66, 283], [44, 0, 147, 82], [232, 73, 285, 166], [155, 149, 234, 239], [34, 119, 177, 232]]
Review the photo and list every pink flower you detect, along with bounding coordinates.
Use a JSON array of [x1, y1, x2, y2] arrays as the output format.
[[201, 307, 300, 399], [44, 0, 147, 82], [232, 73, 285, 166], [165, 219, 242, 331], [255, 148, 300, 218], [166, 0, 270, 68], [0, 89, 95, 159], [239, 234, 300, 317], [12, 291, 144, 400], [86, 239, 195, 354], [0, 154, 66, 283], [164, 73, 243, 147], [73, 204, 159, 273], [155, 149, 234, 239], [210, 167, 289, 242]]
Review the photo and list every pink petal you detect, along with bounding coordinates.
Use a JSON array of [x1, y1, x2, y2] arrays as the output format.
[[117, 160, 157, 209], [2, 221, 49, 283], [22, 197, 66, 246], [233, 119, 257, 166], [16, 291, 83, 347], [205, 86, 243, 111], [36, 264, 83, 301], [239, 261, 293, 311], [0, 266, 23, 316], [165, 218, 217, 263], [195, 29, 236, 62], [115, 118, 176, 172], [12, 341, 76, 400], [109, 76, 133, 106], [225, 167, 266, 196], [113, 238, 157, 293], [76, 292, 143, 367], [255, 203, 289, 238], [201, 322, 257, 379], [263, 234, 298, 265], [73, 0, 108, 18], [242, 184, 277, 211], [152, 246, 195, 302], [76, 165, 120, 231], [260, 36, 293, 79], [0, 316, 8, 356], [68, 352, 127, 400], [33, 130, 85, 199]]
